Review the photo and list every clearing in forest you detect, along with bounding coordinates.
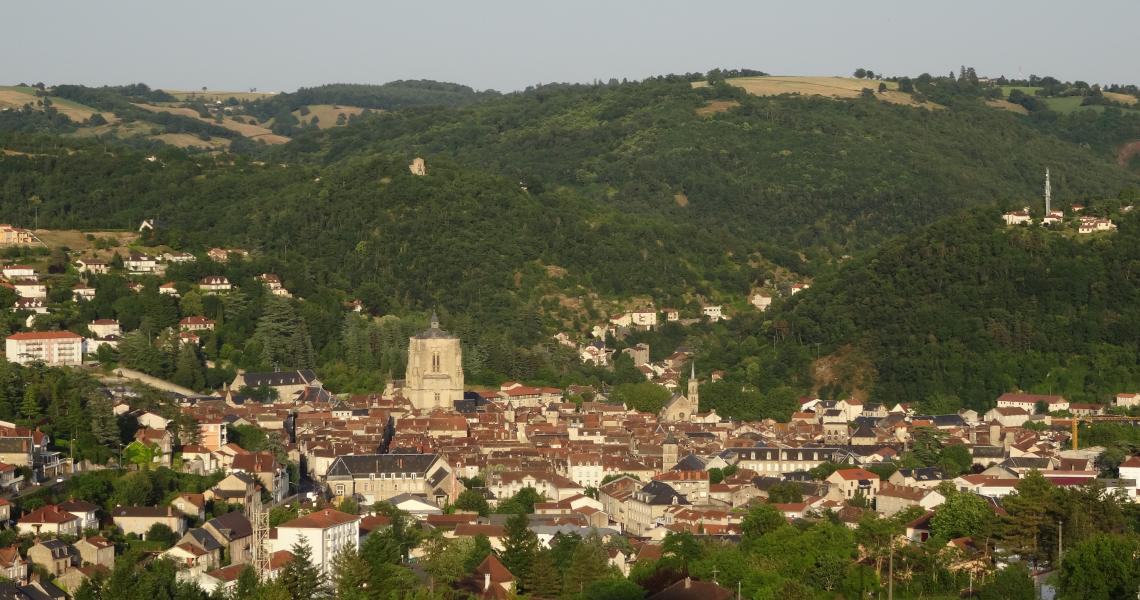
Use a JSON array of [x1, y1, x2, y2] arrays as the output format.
[[292, 104, 369, 128], [696, 76, 937, 108]]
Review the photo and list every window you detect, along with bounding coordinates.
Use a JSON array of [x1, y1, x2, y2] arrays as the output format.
[[432, 352, 440, 372], [335, 484, 345, 496]]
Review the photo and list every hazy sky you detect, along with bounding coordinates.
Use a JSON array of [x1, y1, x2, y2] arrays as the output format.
[[4, 0, 1138, 92]]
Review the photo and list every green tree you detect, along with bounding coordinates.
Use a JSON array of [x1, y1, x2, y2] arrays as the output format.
[[500, 512, 539, 589], [280, 539, 328, 599], [146, 523, 176, 545], [525, 547, 563, 599], [453, 489, 490, 516], [330, 545, 371, 600], [253, 297, 315, 370], [562, 532, 612, 594], [931, 490, 992, 541], [767, 482, 803, 503], [741, 503, 786, 550], [978, 562, 1034, 600], [1057, 533, 1140, 600]]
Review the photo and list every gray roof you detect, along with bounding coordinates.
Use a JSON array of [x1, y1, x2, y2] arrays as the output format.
[[413, 313, 456, 339], [636, 481, 689, 506], [671, 454, 708, 471], [327, 453, 441, 478], [181, 527, 223, 553], [972, 445, 1006, 458], [897, 467, 946, 482], [240, 370, 318, 388], [206, 512, 253, 541]]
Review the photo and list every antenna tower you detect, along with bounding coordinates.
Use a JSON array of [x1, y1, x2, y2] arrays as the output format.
[[1044, 168, 1052, 214]]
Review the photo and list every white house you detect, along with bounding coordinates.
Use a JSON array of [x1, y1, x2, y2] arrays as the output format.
[[1003, 208, 1031, 226], [750, 293, 772, 311], [701, 305, 723, 322], [272, 509, 359, 574]]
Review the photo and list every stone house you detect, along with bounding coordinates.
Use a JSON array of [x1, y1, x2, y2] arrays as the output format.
[[110, 506, 186, 538]]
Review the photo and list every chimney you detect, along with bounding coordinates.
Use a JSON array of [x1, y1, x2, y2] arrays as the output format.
[[484, 573, 491, 591]]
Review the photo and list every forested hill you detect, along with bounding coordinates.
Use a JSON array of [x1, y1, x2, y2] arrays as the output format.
[[278, 77, 1140, 262], [752, 207, 1140, 410], [242, 81, 501, 121]]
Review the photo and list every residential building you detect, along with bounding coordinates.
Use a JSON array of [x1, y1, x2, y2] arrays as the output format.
[[5, 331, 84, 366], [272, 509, 359, 575], [110, 506, 185, 538], [199, 276, 232, 293], [74, 259, 108, 275], [17, 505, 81, 537], [230, 370, 321, 403], [27, 539, 73, 577], [88, 319, 121, 338], [825, 468, 881, 502], [325, 453, 460, 506], [231, 452, 288, 503], [179, 316, 216, 332], [73, 536, 115, 569], [0, 545, 28, 584], [0, 226, 36, 246], [57, 500, 100, 531], [203, 512, 253, 565]]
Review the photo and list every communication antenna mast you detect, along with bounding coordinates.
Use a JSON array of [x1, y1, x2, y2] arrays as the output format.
[[251, 507, 271, 578], [1044, 168, 1052, 214]]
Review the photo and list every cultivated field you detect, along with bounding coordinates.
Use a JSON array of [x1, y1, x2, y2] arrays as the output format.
[[293, 104, 368, 129], [132, 103, 290, 144], [700, 76, 937, 108], [1103, 91, 1138, 105], [0, 86, 111, 122], [161, 89, 278, 102]]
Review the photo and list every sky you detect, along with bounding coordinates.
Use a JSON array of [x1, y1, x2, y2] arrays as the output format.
[[3, 0, 1138, 92]]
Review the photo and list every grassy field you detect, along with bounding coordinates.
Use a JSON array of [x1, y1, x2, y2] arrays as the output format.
[[1000, 85, 1042, 97], [161, 89, 277, 102], [293, 104, 368, 129], [695, 99, 740, 116], [985, 98, 1029, 115], [0, 86, 111, 122], [150, 133, 232, 150], [700, 76, 938, 108], [34, 229, 139, 260], [132, 102, 289, 144]]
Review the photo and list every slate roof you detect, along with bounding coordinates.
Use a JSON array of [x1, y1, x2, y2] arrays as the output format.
[[240, 369, 318, 388], [636, 480, 689, 506], [326, 453, 441, 478], [206, 511, 253, 541]]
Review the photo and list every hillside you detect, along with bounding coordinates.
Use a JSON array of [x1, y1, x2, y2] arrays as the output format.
[[282, 76, 1140, 263], [2, 73, 1140, 401], [748, 205, 1140, 410]]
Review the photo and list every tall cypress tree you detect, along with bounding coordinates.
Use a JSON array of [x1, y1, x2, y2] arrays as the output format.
[[280, 539, 328, 599], [500, 512, 539, 591]]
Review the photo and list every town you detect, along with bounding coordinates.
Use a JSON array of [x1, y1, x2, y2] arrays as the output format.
[[0, 235, 1137, 598]]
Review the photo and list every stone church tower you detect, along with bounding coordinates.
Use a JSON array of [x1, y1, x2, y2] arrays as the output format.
[[687, 363, 699, 416], [404, 313, 464, 411]]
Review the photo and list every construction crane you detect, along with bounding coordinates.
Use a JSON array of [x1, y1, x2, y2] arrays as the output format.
[[1064, 415, 1140, 450]]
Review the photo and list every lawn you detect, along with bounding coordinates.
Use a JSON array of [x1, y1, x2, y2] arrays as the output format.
[[697, 76, 936, 109]]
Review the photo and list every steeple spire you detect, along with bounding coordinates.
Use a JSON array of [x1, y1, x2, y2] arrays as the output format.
[[430, 311, 440, 330]]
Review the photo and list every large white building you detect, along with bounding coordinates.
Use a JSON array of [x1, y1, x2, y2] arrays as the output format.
[[5, 331, 84, 366], [272, 509, 359, 574], [404, 314, 464, 411]]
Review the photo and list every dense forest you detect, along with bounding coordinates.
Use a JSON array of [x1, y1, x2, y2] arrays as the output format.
[[1, 72, 1139, 413]]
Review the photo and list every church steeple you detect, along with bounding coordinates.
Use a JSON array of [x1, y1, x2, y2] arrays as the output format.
[[430, 311, 440, 330]]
